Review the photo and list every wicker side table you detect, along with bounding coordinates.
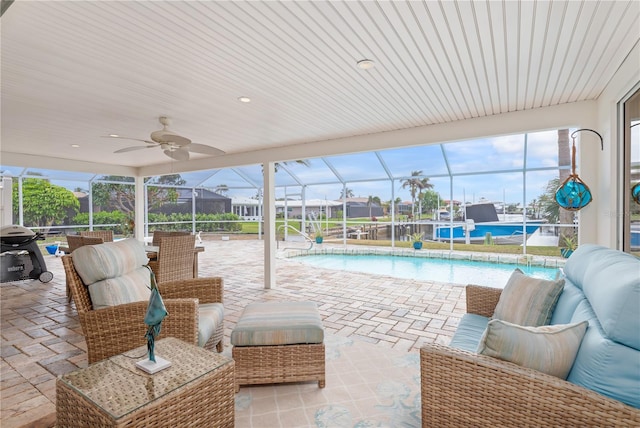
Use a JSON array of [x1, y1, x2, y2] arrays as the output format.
[[56, 337, 234, 427]]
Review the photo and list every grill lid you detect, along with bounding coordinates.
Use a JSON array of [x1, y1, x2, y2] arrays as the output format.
[[1, 225, 36, 238]]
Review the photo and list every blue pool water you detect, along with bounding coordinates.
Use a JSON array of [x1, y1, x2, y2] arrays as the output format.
[[294, 254, 560, 288], [436, 224, 539, 240]]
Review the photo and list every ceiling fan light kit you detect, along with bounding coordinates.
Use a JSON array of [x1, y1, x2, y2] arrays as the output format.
[[106, 116, 225, 160]]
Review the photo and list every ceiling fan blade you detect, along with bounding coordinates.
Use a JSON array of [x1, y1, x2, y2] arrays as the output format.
[[165, 148, 190, 161], [114, 145, 156, 154], [103, 135, 156, 145], [187, 143, 226, 156]]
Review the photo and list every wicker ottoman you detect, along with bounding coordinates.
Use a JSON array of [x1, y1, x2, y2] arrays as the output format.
[[231, 301, 325, 392]]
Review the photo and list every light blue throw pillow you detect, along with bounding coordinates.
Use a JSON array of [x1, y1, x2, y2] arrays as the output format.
[[492, 269, 564, 326], [478, 319, 588, 379]]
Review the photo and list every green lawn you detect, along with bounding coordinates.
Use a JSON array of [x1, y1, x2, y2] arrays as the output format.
[[33, 221, 565, 258]]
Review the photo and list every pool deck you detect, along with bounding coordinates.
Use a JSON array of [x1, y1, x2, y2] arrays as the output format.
[[1, 238, 562, 427]]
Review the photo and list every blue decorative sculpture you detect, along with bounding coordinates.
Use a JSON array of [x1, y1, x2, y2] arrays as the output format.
[[143, 266, 168, 362], [555, 129, 603, 211]]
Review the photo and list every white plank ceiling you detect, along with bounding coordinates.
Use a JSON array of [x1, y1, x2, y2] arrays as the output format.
[[1, 0, 639, 170]]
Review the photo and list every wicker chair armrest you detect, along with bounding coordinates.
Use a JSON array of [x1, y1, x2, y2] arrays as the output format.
[[420, 343, 640, 426], [147, 260, 159, 276], [465, 284, 502, 317], [158, 277, 224, 304], [80, 299, 199, 364], [160, 298, 199, 347]]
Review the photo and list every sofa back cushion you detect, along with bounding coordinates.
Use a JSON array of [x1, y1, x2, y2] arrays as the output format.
[[567, 299, 640, 408], [72, 238, 151, 310], [563, 244, 640, 350], [559, 244, 640, 408], [549, 281, 586, 325]]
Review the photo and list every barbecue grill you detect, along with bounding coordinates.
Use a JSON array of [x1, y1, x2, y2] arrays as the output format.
[[1, 225, 53, 283]]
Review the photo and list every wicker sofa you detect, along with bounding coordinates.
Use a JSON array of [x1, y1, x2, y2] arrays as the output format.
[[420, 244, 640, 426]]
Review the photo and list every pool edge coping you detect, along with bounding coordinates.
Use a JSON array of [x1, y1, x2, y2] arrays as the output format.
[[279, 245, 567, 269]]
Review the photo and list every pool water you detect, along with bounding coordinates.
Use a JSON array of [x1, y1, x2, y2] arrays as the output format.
[[294, 254, 560, 288]]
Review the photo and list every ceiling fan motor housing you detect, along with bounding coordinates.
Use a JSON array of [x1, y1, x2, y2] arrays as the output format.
[[150, 130, 191, 146]]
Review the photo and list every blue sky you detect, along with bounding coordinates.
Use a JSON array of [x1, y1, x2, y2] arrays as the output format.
[[228, 129, 568, 206]]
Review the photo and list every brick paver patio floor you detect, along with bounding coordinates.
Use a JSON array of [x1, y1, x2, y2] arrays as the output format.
[[1, 238, 467, 427]]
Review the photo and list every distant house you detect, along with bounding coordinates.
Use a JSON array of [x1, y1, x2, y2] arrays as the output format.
[[396, 201, 412, 215], [73, 188, 231, 215], [276, 199, 343, 219], [232, 197, 372, 220], [231, 196, 261, 220], [341, 198, 384, 218], [153, 188, 231, 215]]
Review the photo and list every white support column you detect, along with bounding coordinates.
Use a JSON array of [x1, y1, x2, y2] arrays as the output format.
[[342, 184, 347, 245], [88, 179, 94, 230], [301, 185, 306, 235], [134, 177, 145, 242], [390, 179, 395, 247], [1, 177, 13, 227], [263, 162, 276, 289]]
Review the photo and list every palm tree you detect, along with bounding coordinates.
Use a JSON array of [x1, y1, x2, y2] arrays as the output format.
[[528, 198, 537, 219], [274, 160, 310, 172], [416, 177, 434, 219], [401, 171, 431, 218], [539, 178, 561, 223], [261, 160, 310, 174], [339, 187, 354, 199]]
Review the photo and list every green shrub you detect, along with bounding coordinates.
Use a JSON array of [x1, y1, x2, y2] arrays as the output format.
[[71, 211, 243, 233]]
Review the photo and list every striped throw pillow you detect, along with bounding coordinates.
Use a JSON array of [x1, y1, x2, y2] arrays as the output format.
[[492, 268, 564, 326], [477, 319, 588, 379]]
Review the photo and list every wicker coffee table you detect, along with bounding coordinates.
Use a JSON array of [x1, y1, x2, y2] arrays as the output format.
[[56, 337, 234, 427]]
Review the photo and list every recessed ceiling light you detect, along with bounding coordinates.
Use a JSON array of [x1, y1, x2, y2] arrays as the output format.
[[357, 59, 375, 70], [109, 134, 119, 137], [238, 96, 251, 103], [71, 144, 80, 148]]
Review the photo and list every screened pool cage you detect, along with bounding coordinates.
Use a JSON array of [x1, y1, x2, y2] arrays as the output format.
[[1, 130, 581, 253]]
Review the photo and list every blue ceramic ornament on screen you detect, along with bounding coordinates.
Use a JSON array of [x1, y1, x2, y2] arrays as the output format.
[[632, 183, 640, 205], [555, 129, 603, 212], [555, 176, 592, 210]]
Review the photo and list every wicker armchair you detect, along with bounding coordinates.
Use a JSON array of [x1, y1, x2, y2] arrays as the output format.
[[66, 235, 104, 253], [420, 285, 640, 427], [147, 234, 196, 283], [151, 230, 190, 246], [79, 230, 114, 242], [62, 254, 224, 364]]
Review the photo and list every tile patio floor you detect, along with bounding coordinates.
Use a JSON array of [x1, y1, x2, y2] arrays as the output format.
[[1, 238, 467, 427]]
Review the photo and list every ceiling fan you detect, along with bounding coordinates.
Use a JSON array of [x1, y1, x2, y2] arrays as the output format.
[[105, 116, 225, 161]]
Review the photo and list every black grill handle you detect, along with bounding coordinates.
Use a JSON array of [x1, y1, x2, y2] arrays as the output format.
[[2, 232, 44, 247]]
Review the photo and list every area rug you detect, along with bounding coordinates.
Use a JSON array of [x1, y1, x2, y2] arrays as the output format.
[[229, 335, 421, 427]]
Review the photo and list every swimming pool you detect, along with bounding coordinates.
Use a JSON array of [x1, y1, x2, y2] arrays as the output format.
[[435, 223, 539, 240], [292, 253, 560, 288]]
